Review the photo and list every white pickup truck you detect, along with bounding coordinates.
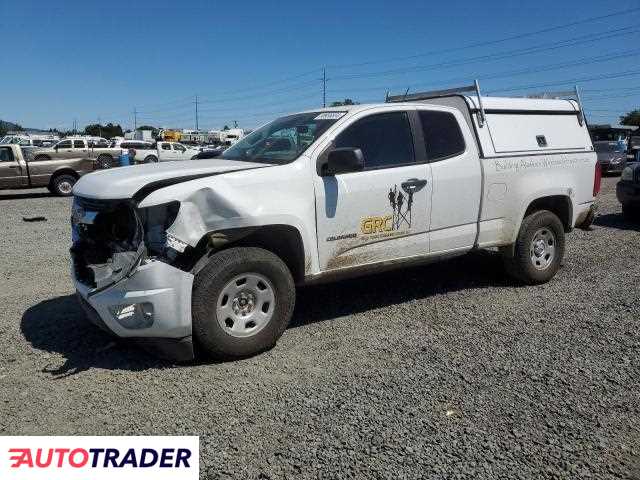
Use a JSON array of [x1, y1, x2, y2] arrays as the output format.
[[70, 82, 598, 361], [120, 141, 200, 163]]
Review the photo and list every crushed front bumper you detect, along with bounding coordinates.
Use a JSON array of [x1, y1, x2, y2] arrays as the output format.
[[74, 260, 195, 361]]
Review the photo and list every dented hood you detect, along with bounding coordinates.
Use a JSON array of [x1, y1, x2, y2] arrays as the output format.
[[73, 159, 266, 200]]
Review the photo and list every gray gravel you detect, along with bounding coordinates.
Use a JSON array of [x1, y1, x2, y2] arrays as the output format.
[[0, 178, 639, 479]]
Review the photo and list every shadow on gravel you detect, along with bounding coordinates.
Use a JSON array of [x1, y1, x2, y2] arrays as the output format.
[[21, 251, 510, 374], [593, 213, 640, 232], [0, 192, 56, 201], [21, 295, 171, 377], [290, 250, 511, 328]]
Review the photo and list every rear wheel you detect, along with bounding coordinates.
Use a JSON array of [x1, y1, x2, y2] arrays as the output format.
[[96, 155, 113, 169], [504, 210, 565, 285], [622, 204, 639, 222], [192, 247, 295, 359], [50, 174, 76, 196], [144, 155, 158, 163]]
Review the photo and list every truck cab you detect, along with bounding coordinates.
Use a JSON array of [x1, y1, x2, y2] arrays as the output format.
[[70, 82, 598, 362]]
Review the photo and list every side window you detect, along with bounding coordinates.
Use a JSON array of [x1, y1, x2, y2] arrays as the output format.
[[57, 140, 72, 149], [418, 110, 465, 161], [161, 143, 171, 151], [174, 144, 186, 152], [0, 147, 14, 162], [73, 140, 85, 148], [334, 111, 415, 169]]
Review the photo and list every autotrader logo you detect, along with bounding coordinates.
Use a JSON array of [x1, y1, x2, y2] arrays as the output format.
[[0, 436, 199, 480]]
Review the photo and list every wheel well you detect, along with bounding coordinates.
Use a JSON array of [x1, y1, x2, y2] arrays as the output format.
[[525, 196, 572, 232], [49, 169, 79, 185], [189, 225, 306, 283]]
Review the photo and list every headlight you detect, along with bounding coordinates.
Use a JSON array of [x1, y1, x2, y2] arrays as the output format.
[[621, 166, 634, 181]]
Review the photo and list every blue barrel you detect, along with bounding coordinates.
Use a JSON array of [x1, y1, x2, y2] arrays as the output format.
[[120, 152, 130, 166]]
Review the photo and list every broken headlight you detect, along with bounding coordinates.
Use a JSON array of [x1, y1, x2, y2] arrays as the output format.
[[138, 201, 181, 258]]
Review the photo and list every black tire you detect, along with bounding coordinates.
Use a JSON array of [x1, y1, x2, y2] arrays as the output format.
[[503, 210, 565, 285], [34, 155, 50, 162], [50, 174, 77, 196], [96, 155, 113, 169], [622, 204, 639, 222], [192, 247, 295, 359], [144, 155, 158, 163]]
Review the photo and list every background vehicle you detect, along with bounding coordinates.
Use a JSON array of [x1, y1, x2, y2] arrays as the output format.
[[0, 134, 58, 148], [0, 144, 94, 195], [120, 140, 156, 163], [617, 163, 640, 220], [192, 146, 224, 159], [594, 140, 626, 174], [71, 82, 598, 362], [33, 138, 121, 169]]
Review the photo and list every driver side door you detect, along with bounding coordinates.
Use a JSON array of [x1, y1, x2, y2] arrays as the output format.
[[313, 109, 432, 271]]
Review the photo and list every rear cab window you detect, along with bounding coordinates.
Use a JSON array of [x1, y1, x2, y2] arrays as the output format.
[[73, 140, 86, 148], [418, 110, 466, 161]]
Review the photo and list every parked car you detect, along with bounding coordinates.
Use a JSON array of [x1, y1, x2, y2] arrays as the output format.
[[617, 163, 640, 220], [594, 141, 626, 174], [70, 84, 598, 361], [0, 135, 58, 148], [0, 144, 94, 195], [192, 146, 224, 159], [33, 138, 122, 169], [123, 141, 200, 163]]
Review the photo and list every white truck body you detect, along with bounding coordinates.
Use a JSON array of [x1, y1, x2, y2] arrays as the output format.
[[122, 141, 200, 163], [70, 85, 597, 361]]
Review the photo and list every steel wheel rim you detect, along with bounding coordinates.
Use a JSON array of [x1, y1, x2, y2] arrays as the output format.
[[216, 273, 275, 338], [530, 227, 556, 270], [58, 180, 73, 194]]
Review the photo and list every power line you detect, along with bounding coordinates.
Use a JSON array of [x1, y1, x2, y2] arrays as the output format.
[[327, 6, 640, 69], [328, 27, 639, 81]]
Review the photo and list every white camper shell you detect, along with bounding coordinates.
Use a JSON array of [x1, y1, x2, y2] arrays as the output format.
[[71, 81, 598, 361]]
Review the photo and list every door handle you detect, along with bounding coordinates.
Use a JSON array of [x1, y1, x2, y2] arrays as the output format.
[[401, 178, 428, 191]]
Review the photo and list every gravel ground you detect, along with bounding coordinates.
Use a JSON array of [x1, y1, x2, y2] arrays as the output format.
[[0, 177, 638, 479]]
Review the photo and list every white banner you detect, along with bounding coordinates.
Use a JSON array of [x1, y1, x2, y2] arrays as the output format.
[[0, 436, 199, 480]]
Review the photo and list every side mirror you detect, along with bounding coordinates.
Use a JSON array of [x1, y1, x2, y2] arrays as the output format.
[[322, 147, 364, 176]]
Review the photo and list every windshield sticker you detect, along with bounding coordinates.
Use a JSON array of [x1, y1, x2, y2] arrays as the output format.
[[314, 112, 347, 120]]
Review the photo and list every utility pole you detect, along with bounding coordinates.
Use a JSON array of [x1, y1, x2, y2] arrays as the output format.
[[98, 116, 102, 138], [233, 120, 238, 128], [133, 107, 137, 130], [322, 67, 326, 108], [195, 95, 199, 131]]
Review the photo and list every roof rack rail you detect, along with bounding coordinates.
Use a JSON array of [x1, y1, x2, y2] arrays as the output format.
[[522, 86, 585, 126], [385, 79, 486, 127]]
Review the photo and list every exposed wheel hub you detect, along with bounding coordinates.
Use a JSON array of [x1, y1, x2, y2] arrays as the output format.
[[216, 273, 276, 338], [232, 291, 256, 316], [530, 228, 556, 270]]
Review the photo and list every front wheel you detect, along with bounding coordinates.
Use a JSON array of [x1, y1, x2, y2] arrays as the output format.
[[192, 247, 295, 359], [96, 155, 113, 169], [503, 210, 565, 285], [50, 174, 77, 196]]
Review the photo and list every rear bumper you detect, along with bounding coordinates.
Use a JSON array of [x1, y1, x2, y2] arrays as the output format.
[[74, 259, 195, 361], [600, 162, 625, 174]]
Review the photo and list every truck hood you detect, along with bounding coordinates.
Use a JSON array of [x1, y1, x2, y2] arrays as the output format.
[[73, 159, 267, 200]]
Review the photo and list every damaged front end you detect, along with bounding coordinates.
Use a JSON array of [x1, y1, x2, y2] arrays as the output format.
[[70, 196, 195, 361]]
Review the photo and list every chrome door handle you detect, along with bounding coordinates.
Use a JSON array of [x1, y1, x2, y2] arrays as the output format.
[[401, 178, 428, 190]]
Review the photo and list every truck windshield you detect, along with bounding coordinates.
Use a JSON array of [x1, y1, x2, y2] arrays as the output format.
[[221, 111, 344, 164]]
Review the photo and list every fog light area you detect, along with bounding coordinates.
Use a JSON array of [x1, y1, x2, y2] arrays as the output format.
[[109, 303, 154, 329]]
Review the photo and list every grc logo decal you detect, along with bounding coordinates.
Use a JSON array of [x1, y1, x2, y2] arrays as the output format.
[[1, 436, 198, 480]]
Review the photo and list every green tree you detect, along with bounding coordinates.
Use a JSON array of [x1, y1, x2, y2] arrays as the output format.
[[620, 110, 640, 127], [222, 125, 230, 130], [330, 98, 358, 107], [84, 123, 124, 139]]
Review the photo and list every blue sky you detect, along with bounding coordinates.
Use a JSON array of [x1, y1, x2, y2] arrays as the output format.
[[2, 0, 640, 131]]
